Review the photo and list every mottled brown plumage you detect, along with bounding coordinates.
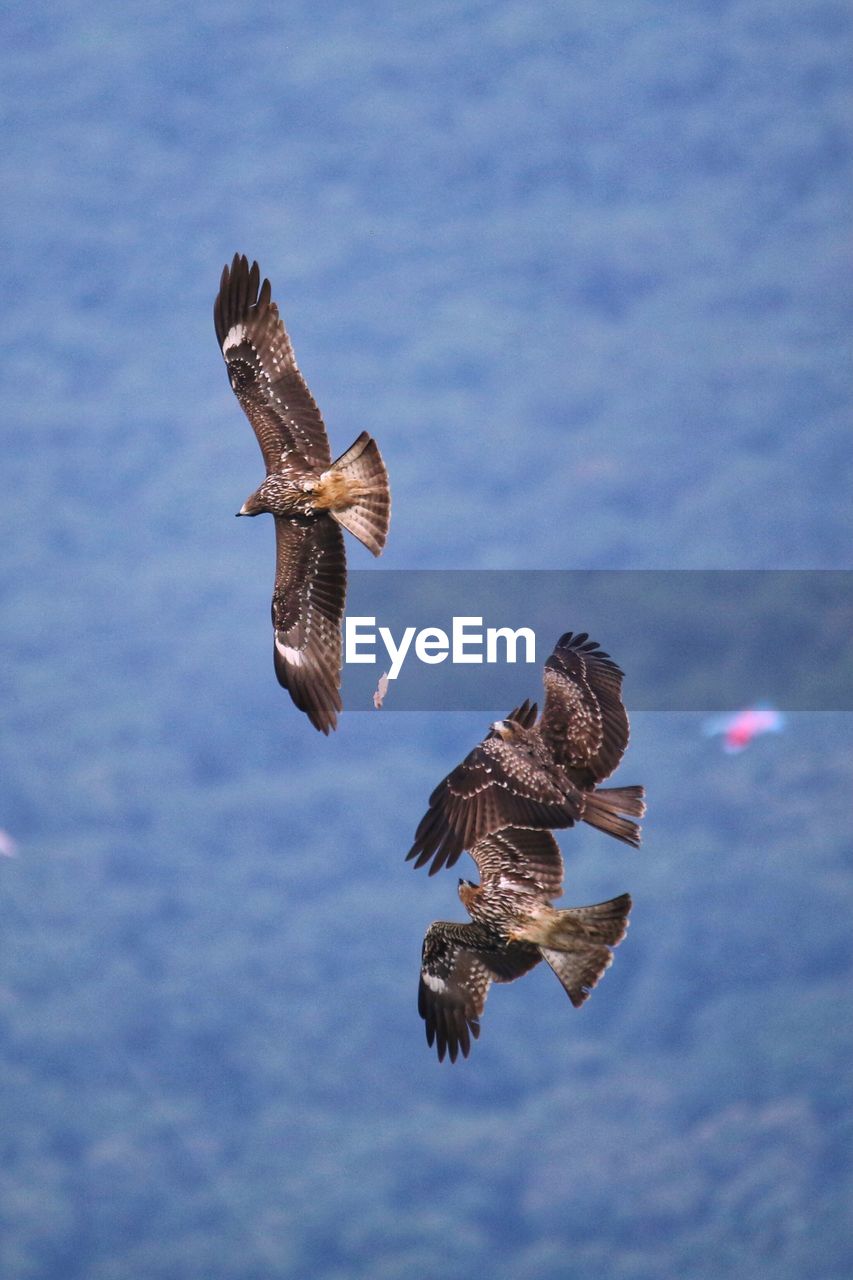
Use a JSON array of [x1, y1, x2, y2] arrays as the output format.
[[215, 254, 390, 732], [407, 631, 645, 874], [418, 827, 632, 1062]]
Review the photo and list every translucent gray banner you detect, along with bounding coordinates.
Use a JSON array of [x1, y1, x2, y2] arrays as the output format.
[[342, 571, 852, 711]]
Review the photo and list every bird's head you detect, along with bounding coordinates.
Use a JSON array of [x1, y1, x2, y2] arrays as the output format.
[[457, 878, 480, 910], [487, 718, 518, 743], [236, 485, 268, 517]]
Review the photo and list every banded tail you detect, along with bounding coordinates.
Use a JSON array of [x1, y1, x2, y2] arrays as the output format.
[[582, 785, 645, 848], [314, 431, 390, 556], [511, 893, 632, 1008]]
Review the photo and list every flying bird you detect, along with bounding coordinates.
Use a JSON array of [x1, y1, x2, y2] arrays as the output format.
[[215, 254, 391, 732], [418, 827, 632, 1062], [407, 631, 645, 875], [703, 705, 785, 753]]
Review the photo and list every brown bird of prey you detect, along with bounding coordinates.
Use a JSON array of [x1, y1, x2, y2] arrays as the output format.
[[418, 827, 632, 1062], [215, 254, 390, 733], [407, 631, 645, 875]]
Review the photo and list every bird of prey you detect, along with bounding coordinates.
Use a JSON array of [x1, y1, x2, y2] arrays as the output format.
[[407, 631, 645, 875], [418, 827, 632, 1062], [215, 254, 391, 733]]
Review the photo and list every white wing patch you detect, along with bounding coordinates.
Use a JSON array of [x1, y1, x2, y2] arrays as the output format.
[[222, 323, 247, 354], [275, 635, 305, 667], [422, 971, 448, 994]]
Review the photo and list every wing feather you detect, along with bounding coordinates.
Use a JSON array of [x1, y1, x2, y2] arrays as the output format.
[[503, 698, 539, 729], [418, 924, 540, 1063], [215, 253, 332, 472], [470, 828, 565, 900], [407, 737, 581, 876], [271, 516, 346, 734], [539, 631, 630, 783]]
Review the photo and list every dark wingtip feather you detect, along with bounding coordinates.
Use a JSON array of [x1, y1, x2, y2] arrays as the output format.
[[215, 254, 268, 343], [504, 697, 539, 729], [272, 642, 341, 734], [247, 258, 260, 301], [551, 630, 625, 682], [426, 846, 450, 876]]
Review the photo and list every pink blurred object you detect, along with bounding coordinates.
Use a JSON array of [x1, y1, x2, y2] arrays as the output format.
[[0, 829, 18, 857], [373, 671, 390, 710], [703, 706, 785, 753]]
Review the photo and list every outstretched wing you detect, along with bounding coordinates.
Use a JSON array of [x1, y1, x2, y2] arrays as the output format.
[[470, 828, 565, 901], [271, 515, 346, 734], [214, 254, 332, 472], [539, 631, 630, 784], [406, 736, 581, 877], [418, 923, 541, 1063]]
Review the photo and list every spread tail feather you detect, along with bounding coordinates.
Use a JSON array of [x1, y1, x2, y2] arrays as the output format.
[[583, 785, 645, 847], [511, 894, 632, 950], [316, 431, 390, 556], [540, 944, 615, 1008], [535, 892, 632, 1007], [542, 893, 632, 948]]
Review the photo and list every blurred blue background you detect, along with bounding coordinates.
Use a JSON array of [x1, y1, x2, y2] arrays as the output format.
[[1, 2, 851, 1277]]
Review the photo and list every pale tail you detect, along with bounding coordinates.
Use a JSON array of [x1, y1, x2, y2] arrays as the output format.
[[321, 431, 390, 556], [583, 785, 645, 847], [514, 894, 632, 950], [536, 892, 632, 1008], [540, 945, 615, 1008]]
